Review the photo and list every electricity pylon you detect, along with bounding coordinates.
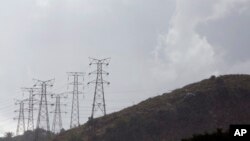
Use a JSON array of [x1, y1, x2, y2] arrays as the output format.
[[22, 87, 38, 131], [14, 100, 25, 136], [67, 72, 84, 128], [88, 58, 110, 119], [33, 79, 54, 141], [51, 94, 67, 133]]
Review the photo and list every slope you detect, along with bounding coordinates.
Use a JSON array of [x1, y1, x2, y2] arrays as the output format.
[[53, 74, 250, 141]]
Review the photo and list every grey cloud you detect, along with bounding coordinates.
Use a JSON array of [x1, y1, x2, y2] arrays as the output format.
[[152, 0, 250, 89], [197, 3, 250, 64], [0, 0, 174, 134], [1, 0, 249, 135]]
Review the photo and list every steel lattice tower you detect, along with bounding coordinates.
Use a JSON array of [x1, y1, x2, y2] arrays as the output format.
[[67, 72, 84, 128], [33, 79, 54, 141], [15, 100, 26, 136], [88, 58, 110, 119], [22, 88, 37, 131], [51, 94, 67, 133]]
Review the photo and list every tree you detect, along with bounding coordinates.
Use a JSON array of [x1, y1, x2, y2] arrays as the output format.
[[4, 132, 13, 141]]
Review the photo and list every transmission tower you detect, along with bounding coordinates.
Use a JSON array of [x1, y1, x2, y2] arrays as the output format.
[[51, 94, 67, 133], [14, 100, 26, 136], [22, 88, 38, 131], [33, 79, 54, 141], [88, 58, 110, 119], [67, 72, 84, 128]]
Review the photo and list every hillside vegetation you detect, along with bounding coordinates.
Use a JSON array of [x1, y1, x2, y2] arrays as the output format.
[[181, 129, 230, 141], [51, 74, 250, 141]]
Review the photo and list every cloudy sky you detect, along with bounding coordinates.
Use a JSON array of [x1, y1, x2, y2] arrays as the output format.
[[0, 0, 250, 136]]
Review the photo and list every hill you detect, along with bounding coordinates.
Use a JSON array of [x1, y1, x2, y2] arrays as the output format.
[[181, 129, 230, 141], [0, 129, 55, 141], [53, 74, 250, 141]]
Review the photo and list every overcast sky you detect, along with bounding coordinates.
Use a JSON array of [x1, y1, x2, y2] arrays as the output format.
[[0, 0, 250, 136]]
